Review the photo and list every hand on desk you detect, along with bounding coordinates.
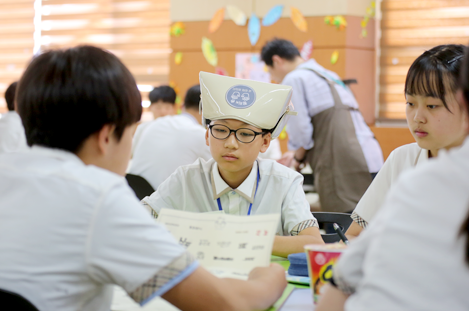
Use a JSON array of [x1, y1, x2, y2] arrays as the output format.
[[272, 227, 325, 258]]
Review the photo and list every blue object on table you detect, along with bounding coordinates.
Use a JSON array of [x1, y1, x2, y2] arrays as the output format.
[[287, 253, 309, 277]]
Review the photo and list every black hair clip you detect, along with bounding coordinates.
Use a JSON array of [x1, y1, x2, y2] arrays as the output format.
[[448, 55, 463, 64]]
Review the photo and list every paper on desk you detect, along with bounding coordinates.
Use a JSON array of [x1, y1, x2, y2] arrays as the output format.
[[157, 209, 280, 279]]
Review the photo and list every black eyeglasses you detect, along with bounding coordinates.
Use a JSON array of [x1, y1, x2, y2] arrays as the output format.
[[208, 124, 268, 143]]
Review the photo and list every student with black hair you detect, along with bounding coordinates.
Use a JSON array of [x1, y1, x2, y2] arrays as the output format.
[[317, 44, 469, 311], [0, 81, 28, 153], [347, 44, 468, 238], [261, 38, 383, 214], [0, 46, 286, 311], [130, 84, 211, 190], [149, 85, 177, 119]]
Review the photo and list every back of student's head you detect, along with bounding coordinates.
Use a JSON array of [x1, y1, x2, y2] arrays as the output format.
[[184, 84, 200, 110], [5, 81, 18, 111], [16, 45, 142, 153], [261, 38, 300, 66], [149, 85, 176, 104], [405, 44, 465, 112]]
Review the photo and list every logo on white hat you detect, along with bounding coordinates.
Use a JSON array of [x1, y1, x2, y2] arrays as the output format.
[[226, 84, 256, 109]]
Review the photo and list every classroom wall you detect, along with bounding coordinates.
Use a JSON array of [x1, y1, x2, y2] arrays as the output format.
[[169, 0, 377, 124], [170, 0, 415, 160]]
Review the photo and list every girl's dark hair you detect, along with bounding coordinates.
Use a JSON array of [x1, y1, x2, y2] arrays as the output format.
[[405, 44, 465, 112], [16, 45, 142, 153]]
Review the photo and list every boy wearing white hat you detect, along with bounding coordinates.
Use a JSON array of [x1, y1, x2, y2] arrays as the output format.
[[142, 72, 324, 257]]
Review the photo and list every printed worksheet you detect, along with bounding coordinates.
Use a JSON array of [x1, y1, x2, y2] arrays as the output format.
[[157, 209, 280, 279]]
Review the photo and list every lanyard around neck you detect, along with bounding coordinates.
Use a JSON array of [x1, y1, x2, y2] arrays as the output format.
[[216, 165, 260, 216]]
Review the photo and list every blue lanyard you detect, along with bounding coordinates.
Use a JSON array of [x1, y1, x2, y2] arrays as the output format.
[[216, 166, 260, 216]]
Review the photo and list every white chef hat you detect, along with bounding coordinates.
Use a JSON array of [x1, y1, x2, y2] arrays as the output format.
[[199, 71, 297, 139]]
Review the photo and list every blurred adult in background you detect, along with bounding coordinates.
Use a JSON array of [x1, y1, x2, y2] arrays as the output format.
[[129, 85, 211, 190], [149, 85, 176, 120], [0, 81, 28, 154], [261, 38, 383, 213]]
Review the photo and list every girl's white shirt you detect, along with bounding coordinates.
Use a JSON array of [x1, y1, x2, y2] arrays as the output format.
[[353, 143, 428, 224]]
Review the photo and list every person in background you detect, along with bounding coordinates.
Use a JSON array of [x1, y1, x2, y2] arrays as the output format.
[[149, 85, 176, 120], [0, 81, 28, 153], [142, 73, 324, 257], [346, 44, 467, 239], [129, 85, 211, 190], [0, 46, 286, 311], [261, 38, 383, 214], [316, 44, 469, 311]]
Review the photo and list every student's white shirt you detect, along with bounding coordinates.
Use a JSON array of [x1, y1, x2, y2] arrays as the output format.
[[142, 158, 318, 236], [0, 111, 28, 154], [130, 114, 211, 190], [0, 146, 198, 311], [334, 138, 469, 311], [352, 143, 428, 225]]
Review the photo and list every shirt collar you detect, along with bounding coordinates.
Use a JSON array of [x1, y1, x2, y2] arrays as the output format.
[[211, 161, 259, 203]]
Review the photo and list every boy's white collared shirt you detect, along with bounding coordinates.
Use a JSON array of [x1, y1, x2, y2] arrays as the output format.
[[211, 161, 258, 215], [0, 146, 198, 311], [143, 158, 318, 236]]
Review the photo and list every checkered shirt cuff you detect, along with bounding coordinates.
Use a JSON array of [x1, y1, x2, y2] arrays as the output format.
[[351, 211, 368, 229], [129, 251, 195, 304], [290, 218, 319, 236]]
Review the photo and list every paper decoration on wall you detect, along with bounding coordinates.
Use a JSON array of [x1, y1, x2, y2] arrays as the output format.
[[226, 5, 247, 26], [170, 22, 185, 37], [248, 13, 261, 46], [324, 16, 347, 30], [330, 51, 339, 64], [262, 5, 283, 26], [279, 127, 287, 140], [235, 53, 270, 83], [215, 67, 228, 76], [209, 8, 225, 33], [202, 37, 218, 66], [174, 52, 183, 65], [300, 40, 313, 60], [360, 1, 376, 38], [290, 7, 307, 32]]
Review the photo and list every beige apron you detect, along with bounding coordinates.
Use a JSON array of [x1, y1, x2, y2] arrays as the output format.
[[304, 69, 371, 213]]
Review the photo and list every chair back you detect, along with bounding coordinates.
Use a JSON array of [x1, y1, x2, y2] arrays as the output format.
[[312, 212, 353, 243], [0, 288, 38, 311], [125, 174, 155, 200]]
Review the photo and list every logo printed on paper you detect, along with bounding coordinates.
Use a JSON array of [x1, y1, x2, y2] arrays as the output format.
[[226, 84, 256, 109]]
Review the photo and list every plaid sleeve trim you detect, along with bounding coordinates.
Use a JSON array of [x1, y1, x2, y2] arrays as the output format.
[[351, 211, 368, 229], [290, 218, 319, 236], [129, 251, 197, 305], [331, 265, 355, 295], [141, 200, 158, 219]]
